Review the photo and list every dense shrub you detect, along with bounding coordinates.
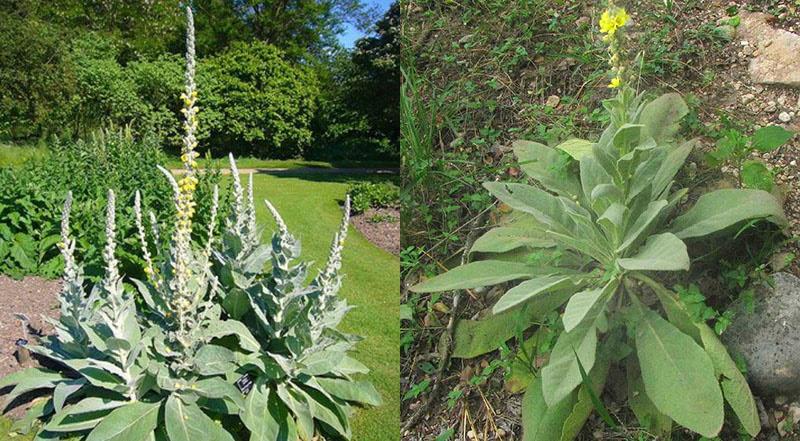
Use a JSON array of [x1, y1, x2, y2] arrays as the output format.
[[201, 41, 319, 158], [0, 128, 221, 280], [348, 181, 400, 213]]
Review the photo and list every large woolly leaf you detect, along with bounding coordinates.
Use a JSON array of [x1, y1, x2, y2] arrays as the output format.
[[560, 347, 614, 440], [521, 376, 578, 441], [638, 93, 688, 143], [651, 140, 694, 199], [315, 378, 382, 406], [617, 233, 689, 272], [165, 394, 235, 441], [242, 383, 297, 441], [617, 200, 667, 253], [194, 345, 237, 375], [670, 189, 787, 239], [562, 281, 616, 333], [453, 291, 573, 358], [541, 315, 599, 406], [85, 401, 160, 441], [579, 155, 613, 208], [483, 182, 574, 233], [635, 310, 724, 437], [52, 379, 86, 413], [514, 140, 581, 198], [1, 368, 62, 410], [411, 260, 539, 293], [493, 275, 578, 314], [45, 398, 126, 432], [696, 323, 760, 437], [626, 358, 672, 438], [203, 319, 261, 352], [555, 139, 593, 161], [470, 226, 555, 254]]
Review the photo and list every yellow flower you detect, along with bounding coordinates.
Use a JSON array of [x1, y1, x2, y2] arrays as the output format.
[[614, 8, 629, 27], [599, 10, 617, 34], [608, 77, 622, 88]]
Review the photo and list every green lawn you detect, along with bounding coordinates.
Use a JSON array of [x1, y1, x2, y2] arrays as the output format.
[[0, 144, 397, 171], [250, 173, 400, 440], [165, 154, 398, 170], [0, 143, 47, 167], [0, 172, 399, 441]]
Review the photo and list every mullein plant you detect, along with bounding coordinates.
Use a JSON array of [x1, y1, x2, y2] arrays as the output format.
[[0, 6, 378, 441], [412, 4, 786, 440]]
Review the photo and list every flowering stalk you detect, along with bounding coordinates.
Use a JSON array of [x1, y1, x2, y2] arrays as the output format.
[[315, 195, 351, 311], [134, 191, 158, 284], [599, 1, 630, 89], [171, 5, 201, 348]]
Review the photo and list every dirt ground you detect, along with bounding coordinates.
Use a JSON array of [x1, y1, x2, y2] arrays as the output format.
[[352, 207, 401, 255], [0, 276, 60, 419]]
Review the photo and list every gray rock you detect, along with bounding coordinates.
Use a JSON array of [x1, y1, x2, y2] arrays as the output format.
[[722, 272, 800, 396], [738, 12, 800, 87]]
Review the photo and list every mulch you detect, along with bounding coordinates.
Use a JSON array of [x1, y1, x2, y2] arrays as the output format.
[[351, 207, 400, 255], [0, 276, 60, 419]]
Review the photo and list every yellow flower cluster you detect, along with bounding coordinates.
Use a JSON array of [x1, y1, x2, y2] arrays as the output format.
[[599, 4, 629, 89], [599, 8, 629, 37]]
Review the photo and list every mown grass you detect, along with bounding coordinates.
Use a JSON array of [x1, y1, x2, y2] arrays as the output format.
[[0, 143, 47, 167], [164, 154, 398, 170], [0, 172, 399, 441]]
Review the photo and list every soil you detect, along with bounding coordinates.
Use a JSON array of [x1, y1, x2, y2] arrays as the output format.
[[0, 276, 60, 418], [352, 207, 400, 255]]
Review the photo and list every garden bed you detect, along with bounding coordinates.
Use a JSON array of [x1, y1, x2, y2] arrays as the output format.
[[352, 207, 401, 255]]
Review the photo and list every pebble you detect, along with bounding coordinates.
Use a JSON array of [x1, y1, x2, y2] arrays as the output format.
[[766, 101, 777, 113], [779, 111, 792, 122], [545, 95, 560, 108], [741, 93, 755, 104]]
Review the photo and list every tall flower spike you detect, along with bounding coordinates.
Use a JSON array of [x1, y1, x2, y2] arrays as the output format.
[[134, 191, 157, 283], [149, 211, 160, 246], [264, 199, 288, 237], [228, 153, 244, 232], [58, 192, 77, 283], [101, 189, 120, 295], [320, 195, 351, 284], [246, 172, 256, 234]]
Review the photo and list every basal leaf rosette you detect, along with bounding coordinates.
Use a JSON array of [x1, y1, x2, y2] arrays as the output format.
[[412, 89, 786, 439]]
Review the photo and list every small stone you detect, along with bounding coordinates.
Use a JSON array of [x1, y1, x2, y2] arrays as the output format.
[[766, 101, 778, 113], [779, 111, 792, 122], [790, 160, 797, 167], [496, 428, 507, 438], [741, 93, 756, 104], [545, 95, 560, 108], [467, 430, 476, 440], [755, 84, 765, 93], [722, 272, 800, 396]]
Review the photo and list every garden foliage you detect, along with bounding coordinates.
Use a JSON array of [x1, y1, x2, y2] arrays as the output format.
[[0, 128, 221, 280], [412, 87, 788, 439], [0, 9, 379, 440]]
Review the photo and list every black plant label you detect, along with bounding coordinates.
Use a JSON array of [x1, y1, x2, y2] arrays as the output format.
[[235, 373, 254, 395]]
